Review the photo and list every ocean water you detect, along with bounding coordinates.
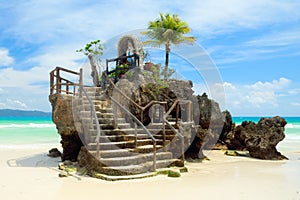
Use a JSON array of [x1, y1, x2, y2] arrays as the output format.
[[0, 116, 299, 149], [0, 116, 60, 149]]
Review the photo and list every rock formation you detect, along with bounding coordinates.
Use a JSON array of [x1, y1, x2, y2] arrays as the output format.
[[185, 93, 232, 159], [49, 71, 287, 162], [49, 94, 83, 161], [224, 116, 287, 160]]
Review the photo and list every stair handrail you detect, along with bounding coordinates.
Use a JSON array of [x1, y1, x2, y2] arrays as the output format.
[[163, 99, 192, 161], [80, 86, 102, 160], [110, 97, 157, 172]]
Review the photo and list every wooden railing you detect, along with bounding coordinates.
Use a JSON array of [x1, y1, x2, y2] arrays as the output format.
[[106, 54, 139, 83], [50, 66, 83, 95], [162, 100, 193, 161]]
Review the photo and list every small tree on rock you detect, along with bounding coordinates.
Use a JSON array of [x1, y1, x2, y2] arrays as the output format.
[[77, 40, 103, 86]]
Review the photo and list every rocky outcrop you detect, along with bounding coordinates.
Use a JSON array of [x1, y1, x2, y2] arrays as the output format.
[[49, 94, 83, 161], [224, 116, 287, 160], [49, 73, 287, 162], [185, 93, 232, 159]]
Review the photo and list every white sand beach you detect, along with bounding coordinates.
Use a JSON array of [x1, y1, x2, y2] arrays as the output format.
[[0, 142, 299, 200]]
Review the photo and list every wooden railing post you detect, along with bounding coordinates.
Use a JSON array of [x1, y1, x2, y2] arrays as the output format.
[[188, 101, 192, 122], [56, 68, 61, 94], [153, 142, 157, 172], [50, 72, 54, 95], [134, 123, 137, 148], [176, 103, 179, 124], [79, 68, 83, 97], [66, 83, 69, 94]]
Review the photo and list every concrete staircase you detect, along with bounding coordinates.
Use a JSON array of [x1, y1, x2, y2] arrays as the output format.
[[73, 87, 184, 176]]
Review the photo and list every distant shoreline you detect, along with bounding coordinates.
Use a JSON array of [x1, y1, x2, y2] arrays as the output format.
[[0, 109, 51, 117]]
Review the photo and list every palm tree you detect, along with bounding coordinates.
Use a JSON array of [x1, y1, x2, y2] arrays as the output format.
[[143, 13, 196, 81]]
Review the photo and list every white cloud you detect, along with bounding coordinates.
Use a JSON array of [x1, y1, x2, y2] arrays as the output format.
[[245, 29, 300, 47], [240, 78, 290, 106], [8, 99, 28, 109], [291, 102, 300, 107], [180, 0, 300, 36], [288, 88, 300, 95], [192, 78, 294, 114], [0, 99, 28, 110], [0, 48, 14, 66], [247, 77, 291, 91], [0, 66, 50, 88], [208, 78, 293, 114], [211, 28, 300, 65]]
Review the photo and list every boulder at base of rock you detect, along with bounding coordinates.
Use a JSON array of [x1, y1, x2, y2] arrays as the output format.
[[47, 148, 62, 158]]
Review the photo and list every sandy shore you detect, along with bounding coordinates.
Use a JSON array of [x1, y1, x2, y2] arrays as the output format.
[[0, 143, 299, 200]]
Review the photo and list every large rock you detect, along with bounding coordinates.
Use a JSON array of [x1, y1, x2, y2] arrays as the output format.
[[185, 94, 233, 159], [225, 116, 287, 160], [49, 94, 83, 161]]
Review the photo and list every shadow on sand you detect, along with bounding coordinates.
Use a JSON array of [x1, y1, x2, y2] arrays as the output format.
[[7, 153, 61, 168]]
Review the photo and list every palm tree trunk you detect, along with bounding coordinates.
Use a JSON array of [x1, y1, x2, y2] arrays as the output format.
[[88, 54, 99, 86], [164, 43, 170, 81]]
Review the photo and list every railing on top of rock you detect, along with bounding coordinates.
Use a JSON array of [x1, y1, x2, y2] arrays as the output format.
[[105, 53, 140, 83], [50, 66, 83, 95]]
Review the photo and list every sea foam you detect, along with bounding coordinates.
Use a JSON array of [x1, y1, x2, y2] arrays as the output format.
[[0, 123, 55, 129]]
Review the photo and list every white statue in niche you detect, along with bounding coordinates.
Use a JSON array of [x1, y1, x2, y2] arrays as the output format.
[[126, 40, 134, 65]]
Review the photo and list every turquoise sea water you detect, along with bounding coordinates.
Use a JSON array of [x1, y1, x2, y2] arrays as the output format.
[[0, 116, 299, 149], [0, 116, 60, 149]]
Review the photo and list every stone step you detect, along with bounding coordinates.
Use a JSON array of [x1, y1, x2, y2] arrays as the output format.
[[79, 111, 115, 119], [90, 149, 132, 158], [82, 86, 103, 93], [80, 99, 108, 106], [92, 135, 166, 145], [81, 117, 127, 126], [98, 152, 172, 167], [147, 122, 177, 129], [88, 141, 135, 150], [131, 144, 164, 153], [90, 133, 165, 141], [103, 123, 130, 130], [76, 104, 110, 111], [91, 134, 146, 142], [87, 138, 166, 151], [98, 107, 113, 113], [100, 159, 182, 176], [101, 164, 146, 175], [87, 128, 177, 136]]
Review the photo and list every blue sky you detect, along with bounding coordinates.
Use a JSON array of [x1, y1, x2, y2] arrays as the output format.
[[0, 0, 299, 116]]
